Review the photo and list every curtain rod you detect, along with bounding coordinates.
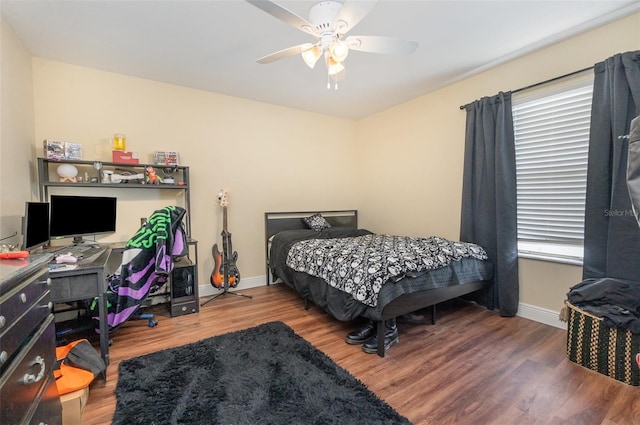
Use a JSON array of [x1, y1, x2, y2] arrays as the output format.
[[458, 65, 594, 110]]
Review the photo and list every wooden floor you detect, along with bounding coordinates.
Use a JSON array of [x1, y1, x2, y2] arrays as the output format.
[[81, 284, 640, 425]]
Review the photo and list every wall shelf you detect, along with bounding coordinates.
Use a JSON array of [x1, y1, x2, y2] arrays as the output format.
[[37, 157, 192, 236]]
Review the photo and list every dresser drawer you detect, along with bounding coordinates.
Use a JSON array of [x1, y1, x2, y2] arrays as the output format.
[[0, 315, 58, 424], [27, 373, 62, 425], [0, 268, 49, 332], [0, 290, 52, 370]]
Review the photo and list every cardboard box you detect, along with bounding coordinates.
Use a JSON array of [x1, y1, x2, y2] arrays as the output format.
[[112, 150, 140, 164], [153, 151, 179, 166], [60, 387, 89, 425], [44, 140, 66, 160]]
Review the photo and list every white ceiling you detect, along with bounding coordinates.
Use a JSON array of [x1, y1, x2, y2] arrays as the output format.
[[2, 0, 639, 120]]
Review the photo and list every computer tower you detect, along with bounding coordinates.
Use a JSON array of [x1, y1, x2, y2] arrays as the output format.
[[170, 259, 199, 317]]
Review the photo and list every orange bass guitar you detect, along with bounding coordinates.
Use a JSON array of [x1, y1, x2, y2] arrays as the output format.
[[210, 190, 240, 289]]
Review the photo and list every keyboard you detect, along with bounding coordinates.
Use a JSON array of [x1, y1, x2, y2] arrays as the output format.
[[51, 244, 102, 258]]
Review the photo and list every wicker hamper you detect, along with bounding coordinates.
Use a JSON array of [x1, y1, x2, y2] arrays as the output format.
[[566, 301, 640, 386]]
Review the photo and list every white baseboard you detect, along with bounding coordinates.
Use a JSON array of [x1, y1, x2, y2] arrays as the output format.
[[199, 277, 568, 331], [517, 302, 567, 330], [198, 274, 267, 299]]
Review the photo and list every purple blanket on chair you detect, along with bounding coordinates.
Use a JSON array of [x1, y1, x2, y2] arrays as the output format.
[[106, 205, 188, 331]]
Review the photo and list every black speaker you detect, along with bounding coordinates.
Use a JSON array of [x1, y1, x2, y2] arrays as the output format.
[[170, 261, 199, 317]]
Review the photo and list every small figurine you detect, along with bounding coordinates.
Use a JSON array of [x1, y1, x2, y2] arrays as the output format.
[[145, 166, 163, 185]]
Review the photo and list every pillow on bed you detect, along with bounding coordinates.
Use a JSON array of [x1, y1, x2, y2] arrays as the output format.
[[303, 213, 332, 231]]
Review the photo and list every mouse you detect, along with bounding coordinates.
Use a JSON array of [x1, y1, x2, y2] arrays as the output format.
[[56, 253, 78, 264]]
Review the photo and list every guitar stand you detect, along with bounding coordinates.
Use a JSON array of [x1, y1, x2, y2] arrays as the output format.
[[203, 197, 249, 307], [201, 287, 252, 306], [201, 255, 252, 307]]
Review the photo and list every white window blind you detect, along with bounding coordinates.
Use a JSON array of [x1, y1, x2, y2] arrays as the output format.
[[513, 75, 593, 264]]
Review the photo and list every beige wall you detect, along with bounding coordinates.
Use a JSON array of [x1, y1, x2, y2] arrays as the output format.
[[0, 18, 36, 248], [355, 13, 640, 316], [31, 59, 357, 289]]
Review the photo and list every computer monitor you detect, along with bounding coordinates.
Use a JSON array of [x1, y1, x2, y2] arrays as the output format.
[[49, 195, 117, 244], [22, 201, 50, 252]]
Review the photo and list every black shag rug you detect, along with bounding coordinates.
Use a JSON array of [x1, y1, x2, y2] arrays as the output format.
[[113, 321, 411, 425]]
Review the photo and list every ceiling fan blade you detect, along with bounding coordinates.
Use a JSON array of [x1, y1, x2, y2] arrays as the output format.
[[345, 35, 418, 55], [256, 43, 315, 64], [246, 0, 317, 36], [332, 0, 379, 34]]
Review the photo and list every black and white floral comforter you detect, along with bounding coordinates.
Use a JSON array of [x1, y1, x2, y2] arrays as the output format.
[[286, 234, 488, 307]]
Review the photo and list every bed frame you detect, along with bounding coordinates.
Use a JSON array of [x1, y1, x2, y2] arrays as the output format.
[[264, 210, 358, 285], [264, 210, 490, 357]]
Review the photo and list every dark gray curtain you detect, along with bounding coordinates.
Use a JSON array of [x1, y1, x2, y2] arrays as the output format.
[[460, 92, 519, 316], [583, 51, 640, 282]]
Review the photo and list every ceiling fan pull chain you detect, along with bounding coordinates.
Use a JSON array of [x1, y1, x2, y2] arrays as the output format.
[[326, 80, 338, 90], [327, 73, 339, 90]]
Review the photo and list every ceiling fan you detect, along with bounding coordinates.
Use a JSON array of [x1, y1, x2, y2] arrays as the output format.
[[246, 0, 418, 89]]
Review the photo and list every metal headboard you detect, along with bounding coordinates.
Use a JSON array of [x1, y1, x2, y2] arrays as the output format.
[[264, 210, 358, 284]]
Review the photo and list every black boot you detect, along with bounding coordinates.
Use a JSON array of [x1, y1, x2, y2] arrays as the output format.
[[362, 319, 399, 354], [345, 320, 376, 345]]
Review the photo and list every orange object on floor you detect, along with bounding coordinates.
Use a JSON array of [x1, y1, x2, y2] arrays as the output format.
[[55, 340, 97, 395]]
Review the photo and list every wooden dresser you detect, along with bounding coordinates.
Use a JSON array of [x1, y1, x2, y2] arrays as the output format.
[[0, 253, 62, 425]]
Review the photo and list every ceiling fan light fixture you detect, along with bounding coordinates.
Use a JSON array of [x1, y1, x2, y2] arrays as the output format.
[[329, 41, 349, 62], [301, 46, 322, 68], [326, 55, 344, 76]]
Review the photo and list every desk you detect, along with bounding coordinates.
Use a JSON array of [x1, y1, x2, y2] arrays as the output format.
[[48, 248, 115, 367]]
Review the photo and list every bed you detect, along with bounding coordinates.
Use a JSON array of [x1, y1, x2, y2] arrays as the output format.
[[265, 210, 493, 356]]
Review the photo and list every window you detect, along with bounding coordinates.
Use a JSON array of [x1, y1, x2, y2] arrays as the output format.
[[512, 73, 593, 265]]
